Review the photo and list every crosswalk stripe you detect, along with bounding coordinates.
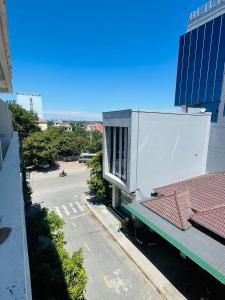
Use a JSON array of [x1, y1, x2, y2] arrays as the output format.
[[62, 205, 70, 216], [54, 206, 62, 218], [75, 202, 84, 212], [69, 203, 77, 213]]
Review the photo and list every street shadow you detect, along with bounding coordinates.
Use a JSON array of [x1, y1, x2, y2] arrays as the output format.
[[86, 193, 111, 206], [121, 224, 225, 300], [35, 162, 60, 173], [26, 203, 70, 300]]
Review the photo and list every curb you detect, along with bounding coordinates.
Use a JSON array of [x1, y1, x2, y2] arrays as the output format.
[[83, 195, 186, 300]]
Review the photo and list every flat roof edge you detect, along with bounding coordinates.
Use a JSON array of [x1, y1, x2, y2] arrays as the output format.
[[122, 203, 225, 285], [102, 109, 211, 117]]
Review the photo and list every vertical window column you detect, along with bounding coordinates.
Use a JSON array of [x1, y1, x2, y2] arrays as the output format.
[[118, 127, 123, 177], [123, 127, 128, 182]]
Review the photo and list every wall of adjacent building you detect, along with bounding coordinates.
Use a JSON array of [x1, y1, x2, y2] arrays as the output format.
[[130, 111, 211, 197], [103, 110, 211, 202], [0, 133, 32, 299], [0, 99, 13, 160]]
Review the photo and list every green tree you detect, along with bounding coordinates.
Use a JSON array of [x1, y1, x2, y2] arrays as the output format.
[[23, 130, 59, 166], [8, 101, 40, 133], [87, 130, 103, 153], [87, 151, 111, 201], [26, 206, 87, 299], [58, 132, 80, 157]]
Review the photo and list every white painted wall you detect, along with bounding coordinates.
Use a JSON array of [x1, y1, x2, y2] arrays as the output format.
[[0, 100, 13, 159], [103, 110, 211, 201], [133, 111, 211, 196], [0, 133, 32, 299]]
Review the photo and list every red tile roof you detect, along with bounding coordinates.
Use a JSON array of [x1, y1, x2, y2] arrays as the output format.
[[155, 173, 225, 212], [142, 173, 225, 237], [191, 206, 225, 239], [143, 191, 193, 230]]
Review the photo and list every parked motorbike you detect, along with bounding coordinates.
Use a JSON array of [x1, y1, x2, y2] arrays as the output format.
[[59, 171, 67, 177]]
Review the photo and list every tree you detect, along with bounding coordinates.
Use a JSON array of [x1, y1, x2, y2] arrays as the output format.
[[26, 206, 87, 299], [23, 130, 59, 166], [87, 151, 111, 201], [87, 130, 103, 153], [8, 101, 40, 133], [58, 132, 80, 157]]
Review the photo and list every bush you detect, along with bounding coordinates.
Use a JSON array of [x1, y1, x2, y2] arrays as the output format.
[[87, 151, 111, 202], [26, 205, 87, 300]]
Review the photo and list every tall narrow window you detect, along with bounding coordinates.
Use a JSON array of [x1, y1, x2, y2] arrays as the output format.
[[107, 126, 128, 182], [115, 127, 120, 175], [109, 127, 114, 173]]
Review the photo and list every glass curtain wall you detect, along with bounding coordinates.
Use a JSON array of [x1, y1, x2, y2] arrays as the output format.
[[175, 13, 225, 122], [107, 126, 128, 183]]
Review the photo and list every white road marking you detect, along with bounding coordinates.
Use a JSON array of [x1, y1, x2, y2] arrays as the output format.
[[70, 212, 89, 219], [103, 276, 112, 289], [54, 206, 62, 218], [62, 204, 70, 216], [69, 202, 77, 213], [84, 242, 90, 252], [75, 201, 84, 212]]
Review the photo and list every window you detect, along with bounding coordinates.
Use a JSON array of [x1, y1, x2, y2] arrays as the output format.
[[107, 126, 128, 182]]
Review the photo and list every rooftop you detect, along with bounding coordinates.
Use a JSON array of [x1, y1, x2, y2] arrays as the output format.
[[187, 0, 225, 31], [143, 172, 225, 238], [123, 199, 225, 284]]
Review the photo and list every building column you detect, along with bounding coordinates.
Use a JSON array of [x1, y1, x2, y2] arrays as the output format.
[[112, 184, 120, 208]]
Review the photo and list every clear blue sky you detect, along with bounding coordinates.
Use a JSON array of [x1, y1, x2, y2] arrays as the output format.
[[4, 0, 206, 120]]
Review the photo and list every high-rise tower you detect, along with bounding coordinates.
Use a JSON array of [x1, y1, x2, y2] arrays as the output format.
[[175, 0, 225, 123]]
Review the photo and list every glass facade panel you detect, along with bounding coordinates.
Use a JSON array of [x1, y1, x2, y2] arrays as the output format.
[[107, 126, 128, 183], [115, 127, 120, 175], [205, 16, 221, 101], [213, 14, 225, 101], [179, 32, 191, 104], [109, 127, 114, 174], [192, 24, 206, 104], [175, 13, 225, 115], [185, 28, 198, 104], [175, 36, 185, 105], [198, 21, 213, 103]]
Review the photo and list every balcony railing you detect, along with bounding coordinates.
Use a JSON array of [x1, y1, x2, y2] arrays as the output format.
[[189, 0, 225, 23]]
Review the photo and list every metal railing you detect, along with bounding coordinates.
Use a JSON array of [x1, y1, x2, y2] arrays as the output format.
[[189, 0, 225, 23]]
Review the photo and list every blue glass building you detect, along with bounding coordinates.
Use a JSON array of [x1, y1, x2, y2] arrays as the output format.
[[175, 0, 225, 122]]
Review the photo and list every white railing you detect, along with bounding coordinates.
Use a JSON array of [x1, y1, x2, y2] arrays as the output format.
[[189, 0, 225, 23]]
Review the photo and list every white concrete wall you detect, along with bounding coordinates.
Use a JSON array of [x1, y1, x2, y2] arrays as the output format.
[[0, 133, 32, 299], [133, 111, 211, 197], [0, 100, 13, 159], [103, 110, 211, 201]]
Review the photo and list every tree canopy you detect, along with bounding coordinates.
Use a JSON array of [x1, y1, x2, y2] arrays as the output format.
[[23, 127, 103, 167], [87, 151, 111, 201], [23, 130, 59, 166], [8, 101, 40, 133]]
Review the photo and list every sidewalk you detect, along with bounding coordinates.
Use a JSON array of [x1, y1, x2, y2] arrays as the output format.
[[82, 195, 186, 300]]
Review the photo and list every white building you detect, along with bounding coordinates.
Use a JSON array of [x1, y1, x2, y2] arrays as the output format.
[[103, 110, 211, 208], [54, 120, 72, 131], [17, 92, 43, 119], [0, 1, 32, 299]]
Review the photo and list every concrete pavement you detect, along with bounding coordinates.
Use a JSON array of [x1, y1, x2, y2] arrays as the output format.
[[84, 196, 186, 300], [30, 162, 161, 300]]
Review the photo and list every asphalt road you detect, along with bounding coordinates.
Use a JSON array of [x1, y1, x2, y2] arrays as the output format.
[[30, 163, 160, 300]]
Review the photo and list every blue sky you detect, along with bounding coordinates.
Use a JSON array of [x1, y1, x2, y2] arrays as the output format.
[[4, 0, 206, 120]]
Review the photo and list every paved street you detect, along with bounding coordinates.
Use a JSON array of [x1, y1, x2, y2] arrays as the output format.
[[30, 162, 160, 300]]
